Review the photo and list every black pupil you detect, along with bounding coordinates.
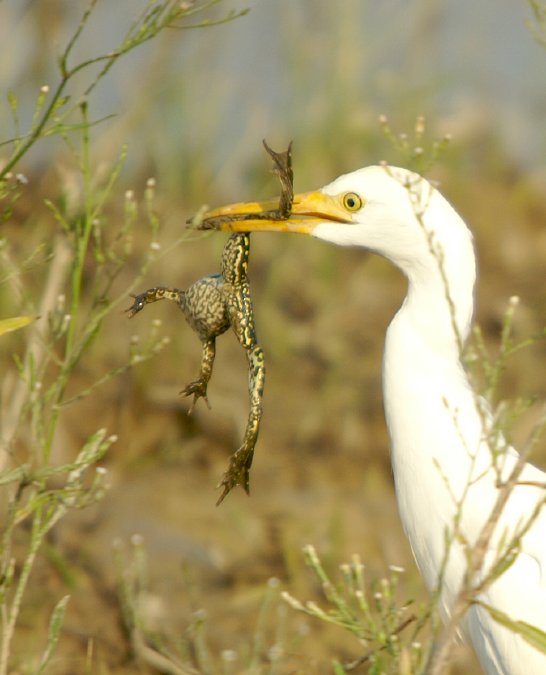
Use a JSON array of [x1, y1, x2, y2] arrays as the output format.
[[347, 196, 355, 208]]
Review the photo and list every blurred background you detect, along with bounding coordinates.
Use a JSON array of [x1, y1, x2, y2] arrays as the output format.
[[1, 0, 545, 672]]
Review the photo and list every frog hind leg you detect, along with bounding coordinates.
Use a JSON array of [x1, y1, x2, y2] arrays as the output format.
[[216, 236, 265, 504], [216, 343, 265, 505]]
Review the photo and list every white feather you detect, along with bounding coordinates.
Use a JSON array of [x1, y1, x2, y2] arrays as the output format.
[[313, 166, 546, 675]]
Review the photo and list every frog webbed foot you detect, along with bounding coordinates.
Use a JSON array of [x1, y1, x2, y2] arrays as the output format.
[[180, 378, 211, 414], [215, 441, 255, 505]]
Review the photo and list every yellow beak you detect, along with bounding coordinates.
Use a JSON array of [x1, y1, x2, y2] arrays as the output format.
[[197, 191, 351, 234]]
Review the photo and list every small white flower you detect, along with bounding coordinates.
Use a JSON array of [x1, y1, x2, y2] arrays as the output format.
[[268, 643, 284, 661], [388, 564, 405, 574], [130, 533, 144, 546], [221, 649, 237, 662], [281, 591, 304, 610]]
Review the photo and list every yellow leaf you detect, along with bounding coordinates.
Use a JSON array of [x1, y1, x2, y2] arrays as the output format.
[[0, 316, 35, 337]]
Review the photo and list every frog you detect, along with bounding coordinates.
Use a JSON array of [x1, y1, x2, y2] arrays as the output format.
[[127, 141, 293, 505]]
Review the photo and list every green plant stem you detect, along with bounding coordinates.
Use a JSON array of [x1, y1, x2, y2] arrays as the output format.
[[0, 0, 194, 181], [0, 507, 44, 675], [42, 105, 94, 462]]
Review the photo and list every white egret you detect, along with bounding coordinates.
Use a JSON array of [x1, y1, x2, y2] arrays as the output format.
[[201, 164, 546, 674]]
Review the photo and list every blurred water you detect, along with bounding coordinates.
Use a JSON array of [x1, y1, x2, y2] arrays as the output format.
[[0, 0, 544, 178]]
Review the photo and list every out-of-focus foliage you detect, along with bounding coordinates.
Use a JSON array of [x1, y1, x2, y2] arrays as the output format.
[[528, 0, 546, 45], [1, 1, 545, 672]]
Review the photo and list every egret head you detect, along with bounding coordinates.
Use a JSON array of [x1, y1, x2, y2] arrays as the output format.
[[199, 164, 474, 281]]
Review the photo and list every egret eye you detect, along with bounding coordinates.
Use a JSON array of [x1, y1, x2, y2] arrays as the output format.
[[342, 192, 363, 212]]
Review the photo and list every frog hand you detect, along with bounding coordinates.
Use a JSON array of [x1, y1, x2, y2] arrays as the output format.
[[125, 293, 147, 318]]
